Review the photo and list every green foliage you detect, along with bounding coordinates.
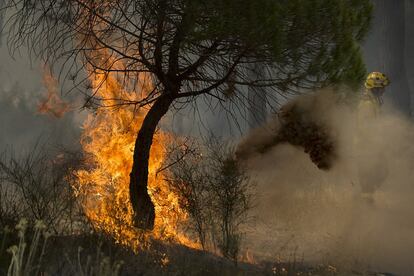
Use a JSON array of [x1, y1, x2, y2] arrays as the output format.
[[186, 0, 372, 87], [6, 0, 372, 93]]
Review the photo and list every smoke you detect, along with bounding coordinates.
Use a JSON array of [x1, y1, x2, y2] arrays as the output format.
[[239, 87, 414, 275], [0, 46, 86, 152]]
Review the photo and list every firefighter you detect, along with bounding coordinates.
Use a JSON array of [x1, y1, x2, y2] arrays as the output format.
[[359, 71, 390, 118], [357, 72, 390, 203]]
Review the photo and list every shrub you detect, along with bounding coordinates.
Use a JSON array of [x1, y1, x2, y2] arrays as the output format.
[[165, 136, 255, 262]]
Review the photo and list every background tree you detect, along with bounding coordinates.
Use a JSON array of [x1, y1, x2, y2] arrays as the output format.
[[0, 1, 3, 47], [4, 0, 372, 229], [364, 0, 411, 115], [405, 0, 414, 115]]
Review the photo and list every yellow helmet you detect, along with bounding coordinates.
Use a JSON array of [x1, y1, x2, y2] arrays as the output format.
[[365, 72, 390, 89]]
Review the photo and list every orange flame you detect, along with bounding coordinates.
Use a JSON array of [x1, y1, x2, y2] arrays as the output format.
[[73, 61, 199, 250], [38, 68, 70, 118]]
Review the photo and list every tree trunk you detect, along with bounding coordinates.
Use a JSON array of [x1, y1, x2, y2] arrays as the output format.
[[129, 94, 174, 230]]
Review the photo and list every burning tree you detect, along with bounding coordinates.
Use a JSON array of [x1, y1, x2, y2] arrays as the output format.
[[4, 0, 372, 230]]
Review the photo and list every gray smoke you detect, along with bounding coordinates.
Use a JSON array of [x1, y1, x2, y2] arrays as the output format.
[[0, 46, 83, 152], [240, 87, 414, 275]]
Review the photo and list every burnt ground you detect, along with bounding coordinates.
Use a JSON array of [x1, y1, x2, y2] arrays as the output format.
[[36, 234, 396, 275]]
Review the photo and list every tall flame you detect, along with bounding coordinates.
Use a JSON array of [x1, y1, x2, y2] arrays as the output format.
[[74, 64, 198, 250]]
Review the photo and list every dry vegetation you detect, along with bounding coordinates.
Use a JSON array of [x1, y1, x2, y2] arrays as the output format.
[[0, 139, 353, 276], [165, 136, 254, 261]]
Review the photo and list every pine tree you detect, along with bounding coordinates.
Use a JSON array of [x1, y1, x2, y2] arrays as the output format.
[[5, 0, 373, 229]]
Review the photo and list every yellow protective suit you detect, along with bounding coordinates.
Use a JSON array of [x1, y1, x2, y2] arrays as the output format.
[[358, 90, 382, 120], [356, 74, 389, 199]]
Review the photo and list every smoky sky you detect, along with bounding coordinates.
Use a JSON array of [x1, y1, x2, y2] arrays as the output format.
[[0, 45, 82, 152]]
